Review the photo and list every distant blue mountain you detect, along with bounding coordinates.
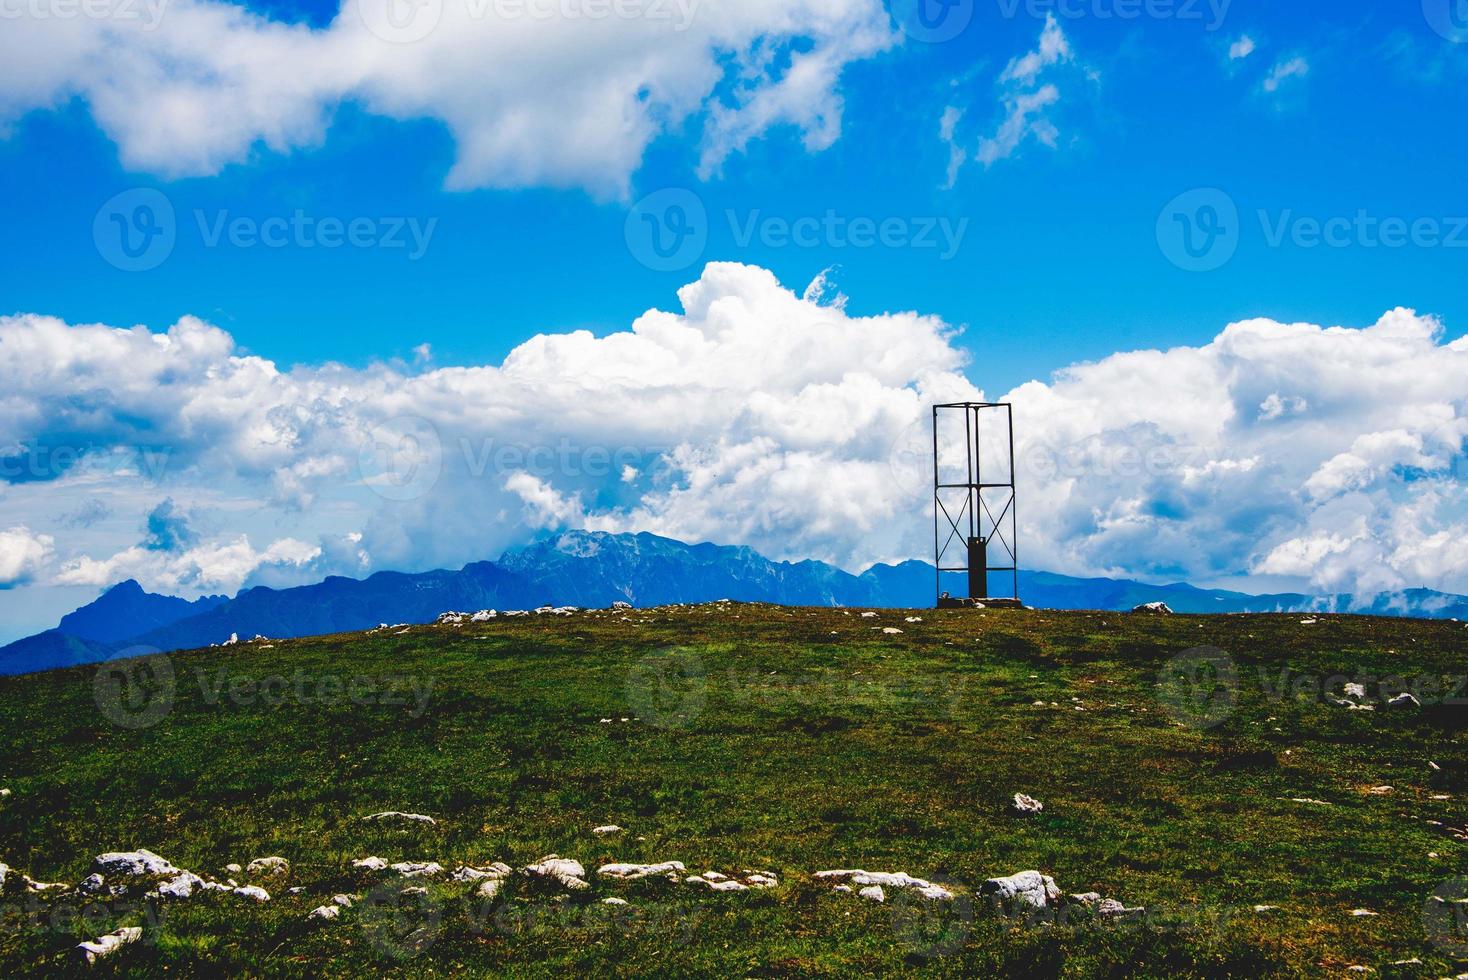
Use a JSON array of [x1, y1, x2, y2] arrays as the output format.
[[2, 530, 1465, 675]]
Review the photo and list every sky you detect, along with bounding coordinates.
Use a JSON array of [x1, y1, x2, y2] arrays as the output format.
[[0, 0, 1466, 642]]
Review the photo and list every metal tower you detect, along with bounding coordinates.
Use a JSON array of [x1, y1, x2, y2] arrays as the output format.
[[933, 402, 1020, 608]]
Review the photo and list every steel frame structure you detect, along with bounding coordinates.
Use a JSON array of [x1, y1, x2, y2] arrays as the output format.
[[932, 402, 1018, 607]]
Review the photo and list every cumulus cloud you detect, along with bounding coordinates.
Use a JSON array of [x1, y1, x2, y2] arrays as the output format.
[[942, 14, 1092, 183], [0, 0, 895, 196], [1228, 35, 1256, 61], [0, 527, 54, 589], [1, 267, 1467, 601], [56, 536, 321, 594]]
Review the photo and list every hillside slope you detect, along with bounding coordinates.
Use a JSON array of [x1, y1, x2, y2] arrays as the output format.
[[0, 606, 1464, 976]]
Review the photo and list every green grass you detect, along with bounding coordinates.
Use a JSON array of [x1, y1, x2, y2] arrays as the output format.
[[0, 604, 1466, 977]]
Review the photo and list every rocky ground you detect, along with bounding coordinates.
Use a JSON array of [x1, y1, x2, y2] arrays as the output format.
[[0, 602, 1465, 976]]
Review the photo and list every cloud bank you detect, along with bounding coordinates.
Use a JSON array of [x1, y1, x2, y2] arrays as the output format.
[[1, 264, 1465, 601], [0, 0, 895, 196]]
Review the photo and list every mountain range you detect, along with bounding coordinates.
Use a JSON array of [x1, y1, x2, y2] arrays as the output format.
[[3, 530, 1465, 676]]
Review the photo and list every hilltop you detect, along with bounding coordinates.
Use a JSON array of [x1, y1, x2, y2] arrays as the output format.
[[0, 604, 1464, 975], [4, 531, 1466, 676]]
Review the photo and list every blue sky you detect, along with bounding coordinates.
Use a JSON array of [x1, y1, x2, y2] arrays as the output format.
[[0, 0, 1466, 643], [3, 1, 1464, 392]]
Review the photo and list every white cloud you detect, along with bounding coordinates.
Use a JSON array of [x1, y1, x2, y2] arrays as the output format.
[[2, 269, 1467, 601], [943, 14, 1090, 183], [0, 0, 895, 197], [0, 527, 54, 589], [56, 536, 321, 594], [1228, 35, 1256, 61], [1263, 55, 1309, 94]]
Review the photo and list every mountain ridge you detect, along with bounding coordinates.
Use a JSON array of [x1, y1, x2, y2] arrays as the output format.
[[2, 529, 1464, 675]]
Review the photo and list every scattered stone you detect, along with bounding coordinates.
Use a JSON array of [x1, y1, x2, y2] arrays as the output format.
[[1343, 683, 1367, 699], [91, 850, 178, 879], [599, 861, 685, 881], [816, 870, 952, 901], [1348, 908, 1378, 917], [153, 872, 205, 900], [231, 885, 271, 902], [477, 879, 502, 900], [1253, 904, 1278, 913], [905, 616, 923, 623], [363, 811, 437, 826], [352, 857, 388, 871], [610, 601, 633, 610], [687, 876, 748, 892], [308, 904, 341, 922], [881, 627, 903, 635], [860, 612, 877, 618], [73, 927, 142, 966], [521, 856, 589, 890], [1011, 793, 1044, 816], [979, 871, 1061, 912], [602, 896, 629, 905], [1367, 786, 1393, 795], [1132, 602, 1173, 615], [858, 885, 886, 902], [1386, 693, 1421, 709], [451, 863, 512, 882], [246, 856, 289, 876], [389, 862, 444, 878], [225, 863, 243, 874], [77, 874, 106, 896], [592, 825, 623, 836]]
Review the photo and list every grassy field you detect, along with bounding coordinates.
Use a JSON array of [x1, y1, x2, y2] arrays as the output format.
[[0, 603, 1465, 977]]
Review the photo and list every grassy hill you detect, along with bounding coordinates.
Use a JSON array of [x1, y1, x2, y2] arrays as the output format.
[[0, 604, 1465, 976]]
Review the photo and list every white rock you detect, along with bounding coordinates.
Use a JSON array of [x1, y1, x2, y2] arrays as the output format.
[[92, 849, 178, 878], [246, 856, 289, 876], [389, 862, 444, 878], [592, 825, 623, 836], [687, 876, 748, 892], [881, 627, 904, 635], [1011, 793, 1044, 816], [352, 856, 388, 871], [858, 885, 886, 902], [1132, 602, 1173, 614], [73, 927, 142, 966], [78, 873, 106, 895], [1343, 683, 1367, 699], [979, 871, 1061, 912], [815, 869, 952, 901], [745, 873, 778, 888], [363, 811, 437, 826], [225, 863, 243, 874], [1386, 692, 1421, 709], [860, 612, 877, 618], [1348, 908, 1378, 917], [308, 904, 341, 921], [599, 861, 685, 880], [478, 879, 502, 899], [602, 896, 630, 905], [232, 885, 271, 902], [154, 872, 205, 900], [521, 856, 589, 890], [1253, 904, 1278, 913], [451, 863, 512, 882]]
